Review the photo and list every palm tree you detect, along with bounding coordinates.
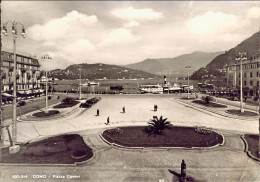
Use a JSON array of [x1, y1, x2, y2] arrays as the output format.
[[145, 116, 172, 136], [202, 95, 213, 104]]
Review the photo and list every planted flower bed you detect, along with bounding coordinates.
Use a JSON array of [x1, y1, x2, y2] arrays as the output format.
[[244, 134, 260, 159], [192, 100, 227, 108], [102, 126, 223, 148], [32, 110, 60, 118], [0, 134, 93, 164], [53, 97, 79, 108]]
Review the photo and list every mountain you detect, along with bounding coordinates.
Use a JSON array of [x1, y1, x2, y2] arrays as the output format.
[[48, 63, 158, 80], [125, 51, 223, 76], [191, 31, 260, 80]]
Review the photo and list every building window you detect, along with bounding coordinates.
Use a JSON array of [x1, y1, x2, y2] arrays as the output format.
[[244, 73, 246, 77], [250, 72, 253, 77], [239, 73, 240, 77], [257, 81, 259, 86], [257, 72, 259, 77], [244, 81, 246, 86], [239, 81, 241, 85], [250, 81, 253, 86]]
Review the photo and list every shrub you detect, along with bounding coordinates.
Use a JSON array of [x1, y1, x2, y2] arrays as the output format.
[[145, 116, 172, 136], [202, 95, 213, 104], [194, 126, 212, 135], [107, 128, 123, 135], [62, 97, 74, 104]]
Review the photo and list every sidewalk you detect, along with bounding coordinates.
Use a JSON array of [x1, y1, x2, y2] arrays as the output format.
[[17, 102, 81, 122], [171, 97, 258, 121], [1, 100, 85, 147]]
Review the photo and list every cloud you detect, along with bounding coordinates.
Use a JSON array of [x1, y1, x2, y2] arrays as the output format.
[[247, 7, 260, 19], [100, 28, 140, 46], [28, 10, 98, 41], [111, 7, 163, 21], [124, 21, 139, 28], [187, 11, 238, 35]]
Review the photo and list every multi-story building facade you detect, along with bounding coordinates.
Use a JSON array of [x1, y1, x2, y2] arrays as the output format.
[[226, 57, 259, 97], [1, 48, 41, 95]]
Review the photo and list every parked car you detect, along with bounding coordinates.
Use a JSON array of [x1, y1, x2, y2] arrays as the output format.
[[227, 96, 239, 101], [17, 101, 26, 107]]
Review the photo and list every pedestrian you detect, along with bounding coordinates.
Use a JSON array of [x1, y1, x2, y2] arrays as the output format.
[[154, 104, 156, 111], [122, 106, 125, 113], [97, 109, 99, 116], [107, 117, 110, 125]]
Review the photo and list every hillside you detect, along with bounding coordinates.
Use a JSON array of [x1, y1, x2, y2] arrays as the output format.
[[191, 31, 260, 80], [48, 63, 158, 80], [125, 51, 223, 76]]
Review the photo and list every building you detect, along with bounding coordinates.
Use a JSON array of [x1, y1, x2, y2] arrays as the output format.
[[1, 48, 41, 97], [226, 57, 259, 97]]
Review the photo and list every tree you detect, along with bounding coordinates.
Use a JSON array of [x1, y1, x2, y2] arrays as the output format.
[[144, 116, 172, 136], [202, 95, 213, 104]]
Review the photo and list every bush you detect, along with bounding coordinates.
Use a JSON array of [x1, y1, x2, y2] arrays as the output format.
[[202, 95, 213, 104], [194, 126, 212, 135], [107, 128, 123, 135], [62, 97, 74, 104]]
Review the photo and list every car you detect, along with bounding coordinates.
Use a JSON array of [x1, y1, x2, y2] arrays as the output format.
[[17, 101, 26, 107]]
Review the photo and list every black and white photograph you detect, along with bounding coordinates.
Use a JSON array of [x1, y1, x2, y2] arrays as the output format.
[[0, 1, 259, 181]]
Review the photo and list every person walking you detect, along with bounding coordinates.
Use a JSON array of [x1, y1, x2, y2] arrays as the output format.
[[122, 106, 125, 113], [107, 117, 110, 125], [97, 109, 99, 116]]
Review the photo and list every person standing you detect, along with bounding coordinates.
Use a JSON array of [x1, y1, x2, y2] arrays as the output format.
[[107, 117, 110, 125], [97, 109, 99, 116], [122, 106, 125, 113]]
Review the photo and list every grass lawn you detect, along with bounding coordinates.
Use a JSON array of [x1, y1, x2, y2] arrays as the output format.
[[0, 134, 93, 164], [244, 134, 259, 159], [192, 100, 227, 108], [32, 110, 60, 118], [53, 100, 79, 108], [226, 109, 258, 117], [102, 126, 223, 148]]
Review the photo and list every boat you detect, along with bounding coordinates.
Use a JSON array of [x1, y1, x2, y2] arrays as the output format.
[[80, 81, 99, 86], [139, 84, 164, 94], [88, 81, 99, 86], [139, 83, 182, 94]]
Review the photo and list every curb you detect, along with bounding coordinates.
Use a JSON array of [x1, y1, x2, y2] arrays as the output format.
[[240, 135, 260, 162], [99, 128, 224, 150], [17, 103, 81, 122], [171, 98, 256, 121]]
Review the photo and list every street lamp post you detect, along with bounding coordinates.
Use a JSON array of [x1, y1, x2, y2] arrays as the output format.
[[41, 54, 52, 113], [185, 65, 191, 99], [1, 20, 26, 153], [234, 63, 237, 88], [78, 66, 82, 99], [235, 52, 247, 113]]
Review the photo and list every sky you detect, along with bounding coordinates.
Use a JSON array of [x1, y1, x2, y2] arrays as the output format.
[[1, 1, 260, 70]]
